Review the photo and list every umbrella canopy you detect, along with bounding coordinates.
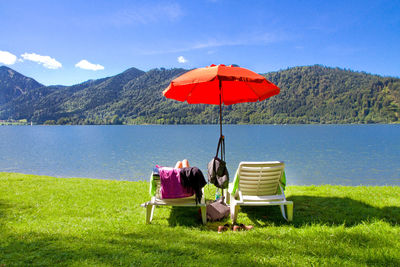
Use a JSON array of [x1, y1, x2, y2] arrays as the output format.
[[163, 64, 279, 105], [163, 64, 280, 137]]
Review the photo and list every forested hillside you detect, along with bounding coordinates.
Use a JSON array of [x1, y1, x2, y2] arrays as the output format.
[[262, 66, 400, 123], [0, 65, 399, 124], [0, 66, 43, 105]]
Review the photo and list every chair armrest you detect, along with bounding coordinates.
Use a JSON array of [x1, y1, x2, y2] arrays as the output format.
[[278, 183, 286, 201], [238, 190, 244, 203], [231, 190, 244, 205]]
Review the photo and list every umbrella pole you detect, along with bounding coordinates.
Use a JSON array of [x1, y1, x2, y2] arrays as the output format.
[[219, 80, 225, 201], [219, 98, 223, 138], [219, 79, 223, 138]]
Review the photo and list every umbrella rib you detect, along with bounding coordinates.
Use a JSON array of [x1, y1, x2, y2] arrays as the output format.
[[184, 82, 199, 103], [242, 81, 262, 103]]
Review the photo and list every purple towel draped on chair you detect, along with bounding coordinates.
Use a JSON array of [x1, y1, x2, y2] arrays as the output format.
[[158, 167, 194, 199]]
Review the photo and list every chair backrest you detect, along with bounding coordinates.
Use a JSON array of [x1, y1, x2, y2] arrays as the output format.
[[238, 161, 285, 196]]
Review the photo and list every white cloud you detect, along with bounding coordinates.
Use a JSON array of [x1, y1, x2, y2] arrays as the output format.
[[177, 56, 187, 63], [0, 50, 17, 65], [75, 59, 104, 71], [21, 53, 62, 69]]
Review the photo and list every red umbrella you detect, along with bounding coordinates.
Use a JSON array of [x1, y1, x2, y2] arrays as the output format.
[[163, 64, 280, 138]]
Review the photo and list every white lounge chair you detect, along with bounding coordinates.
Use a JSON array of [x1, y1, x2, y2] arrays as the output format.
[[227, 161, 293, 223], [141, 172, 207, 224]]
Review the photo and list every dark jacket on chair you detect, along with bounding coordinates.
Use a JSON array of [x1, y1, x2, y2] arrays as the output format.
[[180, 167, 207, 204]]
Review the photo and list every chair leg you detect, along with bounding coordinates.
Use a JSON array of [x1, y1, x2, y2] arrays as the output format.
[[200, 206, 207, 225], [150, 205, 155, 222], [231, 204, 239, 223], [286, 202, 293, 222], [224, 189, 230, 204], [280, 205, 288, 221], [146, 204, 155, 224]]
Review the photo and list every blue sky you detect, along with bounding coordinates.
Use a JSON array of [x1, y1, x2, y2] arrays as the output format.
[[0, 0, 399, 85]]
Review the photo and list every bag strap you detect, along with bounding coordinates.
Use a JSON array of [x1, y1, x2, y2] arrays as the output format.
[[221, 136, 225, 161], [215, 136, 222, 157], [215, 135, 225, 161]]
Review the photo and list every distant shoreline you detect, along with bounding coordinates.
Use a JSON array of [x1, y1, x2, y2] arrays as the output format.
[[1, 122, 400, 126]]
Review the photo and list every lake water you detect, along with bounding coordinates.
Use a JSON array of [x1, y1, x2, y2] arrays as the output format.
[[0, 125, 399, 186]]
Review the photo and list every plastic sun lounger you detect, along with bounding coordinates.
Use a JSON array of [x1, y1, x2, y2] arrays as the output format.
[[226, 161, 293, 223], [141, 172, 207, 224]]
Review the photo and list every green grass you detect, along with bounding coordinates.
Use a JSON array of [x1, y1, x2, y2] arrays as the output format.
[[1, 172, 399, 266]]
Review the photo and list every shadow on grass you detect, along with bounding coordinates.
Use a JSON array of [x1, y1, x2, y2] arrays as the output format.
[[153, 195, 400, 228], [240, 195, 400, 227], [168, 206, 205, 226], [2, 226, 399, 266]]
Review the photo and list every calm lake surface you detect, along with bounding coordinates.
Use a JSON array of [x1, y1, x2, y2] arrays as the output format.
[[0, 125, 399, 186]]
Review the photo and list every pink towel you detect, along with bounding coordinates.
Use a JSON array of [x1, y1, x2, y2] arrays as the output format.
[[158, 167, 194, 199]]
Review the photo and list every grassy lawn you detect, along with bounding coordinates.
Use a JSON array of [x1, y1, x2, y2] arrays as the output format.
[[1, 172, 399, 266]]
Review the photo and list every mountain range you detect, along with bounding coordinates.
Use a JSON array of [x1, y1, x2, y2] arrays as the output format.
[[0, 65, 399, 124]]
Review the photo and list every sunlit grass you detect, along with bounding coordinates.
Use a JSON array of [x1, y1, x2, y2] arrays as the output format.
[[1, 172, 399, 266]]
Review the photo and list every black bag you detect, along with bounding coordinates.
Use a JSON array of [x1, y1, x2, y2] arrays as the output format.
[[208, 136, 229, 189]]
